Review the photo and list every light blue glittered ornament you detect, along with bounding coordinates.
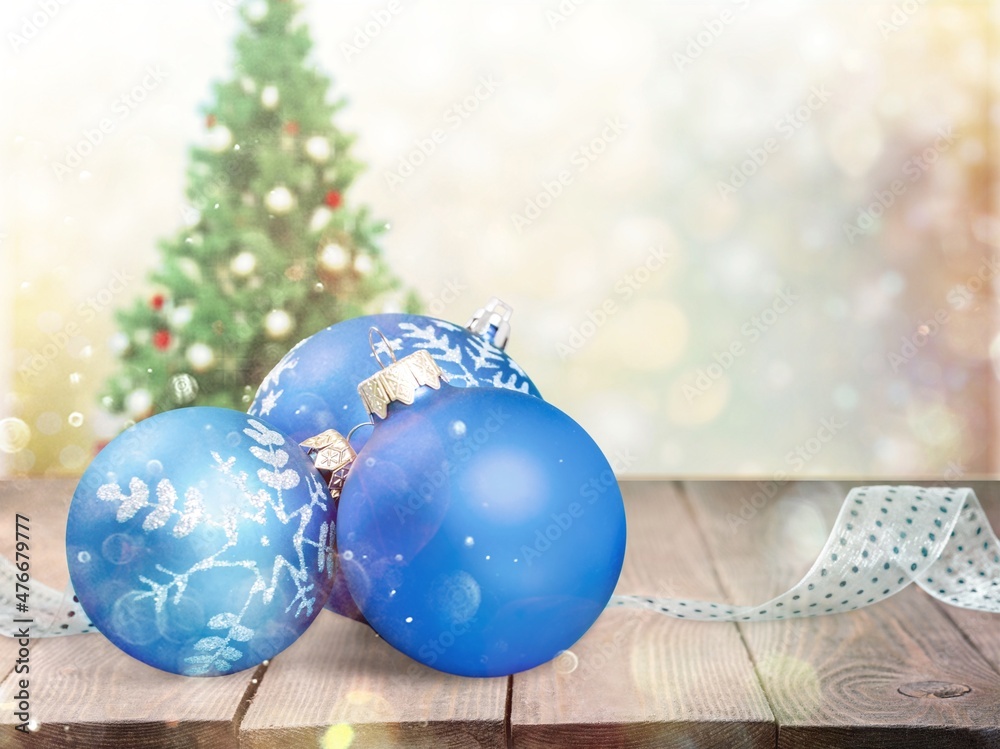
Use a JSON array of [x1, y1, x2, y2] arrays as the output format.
[[66, 407, 335, 676], [336, 349, 627, 678]]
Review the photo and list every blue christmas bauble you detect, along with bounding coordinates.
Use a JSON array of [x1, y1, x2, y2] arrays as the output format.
[[336, 380, 627, 678], [66, 407, 335, 676], [248, 313, 541, 450]]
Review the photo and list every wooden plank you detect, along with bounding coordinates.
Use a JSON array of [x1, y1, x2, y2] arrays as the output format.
[[0, 633, 258, 747], [0, 479, 75, 591], [0, 478, 77, 706], [510, 481, 775, 749], [240, 610, 508, 748], [813, 480, 1000, 702], [928, 481, 1000, 679], [0, 479, 257, 748], [0, 480, 75, 685], [684, 480, 1000, 749]]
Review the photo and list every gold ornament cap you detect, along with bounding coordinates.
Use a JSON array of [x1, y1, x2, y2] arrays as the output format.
[[300, 428, 356, 499], [358, 328, 447, 419]]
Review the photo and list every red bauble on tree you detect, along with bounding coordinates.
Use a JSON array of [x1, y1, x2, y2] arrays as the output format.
[[152, 330, 171, 350], [100, 0, 415, 419]]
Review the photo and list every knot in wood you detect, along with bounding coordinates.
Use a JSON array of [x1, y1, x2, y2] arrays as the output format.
[[898, 681, 972, 699]]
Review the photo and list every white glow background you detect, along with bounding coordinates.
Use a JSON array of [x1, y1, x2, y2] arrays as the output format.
[[2, 0, 998, 477]]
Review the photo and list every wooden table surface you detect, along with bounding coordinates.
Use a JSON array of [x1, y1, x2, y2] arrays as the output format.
[[1, 479, 999, 748]]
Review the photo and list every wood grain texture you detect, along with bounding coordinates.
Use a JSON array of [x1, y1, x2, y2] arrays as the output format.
[[0, 478, 263, 748], [0, 479, 54, 684], [927, 482, 1000, 696], [1, 478, 999, 748], [0, 478, 74, 592], [684, 480, 1000, 749], [510, 481, 775, 749], [239, 611, 508, 749], [0, 479, 75, 686], [0, 630, 257, 748], [0, 479, 75, 644]]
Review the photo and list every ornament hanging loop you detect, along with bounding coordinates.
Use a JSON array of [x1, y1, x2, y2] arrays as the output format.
[[347, 419, 374, 443], [368, 327, 396, 369], [357, 347, 447, 420]]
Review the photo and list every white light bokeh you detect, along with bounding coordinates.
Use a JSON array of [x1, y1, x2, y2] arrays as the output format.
[[2, 0, 997, 477]]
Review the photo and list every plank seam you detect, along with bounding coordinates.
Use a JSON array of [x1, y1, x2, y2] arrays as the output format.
[[930, 598, 1000, 679], [923, 482, 1000, 684], [675, 480, 780, 748], [504, 674, 513, 749], [232, 660, 270, 744]]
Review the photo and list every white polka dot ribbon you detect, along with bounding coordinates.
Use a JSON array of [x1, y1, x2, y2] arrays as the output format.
[[0, 555, 94, 637], [2, 485, 997, 639], [612, 486, 1000, 619]]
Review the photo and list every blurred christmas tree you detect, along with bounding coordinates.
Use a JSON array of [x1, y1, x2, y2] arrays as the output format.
[[101, 0, 417, 421]]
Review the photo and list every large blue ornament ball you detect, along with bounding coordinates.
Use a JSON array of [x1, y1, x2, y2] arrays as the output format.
[[248, 313, 541, 449], [66, 407, 336, 676], [336, 386, 627, 677]]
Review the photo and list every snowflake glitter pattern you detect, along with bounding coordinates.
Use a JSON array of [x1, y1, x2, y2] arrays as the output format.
[[92, 419, 334, 675], [249, 318, 534, 420]]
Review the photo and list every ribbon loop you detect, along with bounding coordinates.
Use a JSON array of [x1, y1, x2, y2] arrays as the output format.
[[612, 485, 1000, 620]]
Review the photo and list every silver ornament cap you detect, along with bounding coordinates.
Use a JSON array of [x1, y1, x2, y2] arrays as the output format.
[[466, 296, 513, 349]]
